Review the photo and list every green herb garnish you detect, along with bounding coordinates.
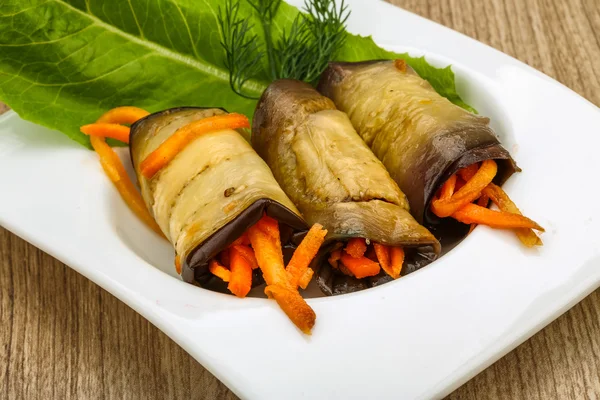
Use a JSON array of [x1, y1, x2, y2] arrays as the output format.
[[218, 0, 265, 98], [277, 0, 349, 83], [218, 0, 349, 96], [0, 0, 474, 147]]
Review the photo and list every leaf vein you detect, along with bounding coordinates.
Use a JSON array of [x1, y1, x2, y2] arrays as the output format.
[[52, 0, 263, 95], [127, 0, 145, 39], [0, 25, 93, 47], [173, 1, 200, 59]]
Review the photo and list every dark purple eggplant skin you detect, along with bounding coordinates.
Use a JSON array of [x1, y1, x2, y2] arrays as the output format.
[[129, 107, 308, 293], [182, 198, 307, 292], [317, 60, 519, 242], [252, 79, 441, 295]]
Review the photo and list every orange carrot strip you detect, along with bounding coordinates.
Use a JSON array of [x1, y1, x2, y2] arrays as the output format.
[[374, 243, 392, 277], [96, 106, 150, 125], [247, 223, 285, 285], [255, 213, 280, 241], [140, 113, 250, 179], [231, 245, 259, 270], [81, 123, 131, 143], [469, 194, 490, 233], [345, 238, 367, 258], [431, 159, 497, 217], [248, 221, 315, 334], [90, 136, 163, 236], [228, 247, 253, 298], [328, 249, 342, 268], [454, 177, 466, 192], [483, 183, 543, 247], [175, 255, 182, 275], [390, 247, 405, 279], [298, 269, 314, 289], [452, 203, 546, 231], [477, 194, 490, 207], [209, 259, 231, 282], [440, 174, 457, 200], [458, 163, 479, 181], [231, 232, 251, 246], [340, 253, 381, 279], [263, 284, 316, 334], [287, 224, 328, 288]]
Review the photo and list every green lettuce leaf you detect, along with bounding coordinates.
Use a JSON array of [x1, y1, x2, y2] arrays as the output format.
[[0, 0, 473, 147], [337, 35, 477, 113]]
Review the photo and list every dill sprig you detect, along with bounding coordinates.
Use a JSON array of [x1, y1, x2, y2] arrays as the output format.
[[278, 0, 349, 83], [218, 0, 350, 96], [217, 0, 264, 98], [246, 0, 282, 81]]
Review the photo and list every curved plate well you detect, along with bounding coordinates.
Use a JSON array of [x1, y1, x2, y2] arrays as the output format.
[[1, 0, 599, 399]]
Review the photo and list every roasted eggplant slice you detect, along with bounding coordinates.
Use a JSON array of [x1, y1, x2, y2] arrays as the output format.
[[252, 80, 440, 295], [318, 60, 519, 246], [129, 107, 307, 292]]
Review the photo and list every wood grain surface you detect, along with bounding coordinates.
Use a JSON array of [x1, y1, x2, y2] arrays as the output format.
[[1, 0, 599, 399]]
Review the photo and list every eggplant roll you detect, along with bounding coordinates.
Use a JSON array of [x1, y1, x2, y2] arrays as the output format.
[[318, 60, 519, 241], [129, 107, 307, 292], [252, 80, 440, 295]]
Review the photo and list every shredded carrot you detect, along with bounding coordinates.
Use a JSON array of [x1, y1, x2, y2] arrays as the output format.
[[431, 159, 497, 217], [390, 247, 405, 279], [263, 284, 316, 334], [477, 194, 490, 208], [298, 269, 314, 290], [483, 183, 543, 247], [432, 160, 544, 246], [209, 259, 231, 282], [345, 238, 367, 258], [328, 249, 342, 268], [247, 220, 285, 285], [81, 123, 131, 143], [248, 218, 316, 334], [228, 246, 253, 297], [96, 106, 150, 124], [452, 203, 545, 231], [231, 232, 251, 246], [287, 224, 328, 287], [454, 177, 466, 192], [458, 163, 479, 181], [82, 107, 164, 238], [175, 255, 182, 275], [340, 253, 381, 279], [374, 243, 392, 277], [469, 194, 490, 233], [140, 113, 250, 179], [89, 136, 163, 236], [254, 213, 280, 241], [440, 174, 457, 200], [231, 245, 259, 270]]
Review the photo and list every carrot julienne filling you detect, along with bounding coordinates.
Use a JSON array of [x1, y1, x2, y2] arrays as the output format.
[[430, 160, 544, 246], [81, 107, 162, 237], [205, 215, 327, 334], [328, 238, 405, 280], [81, 107, 330, 334]]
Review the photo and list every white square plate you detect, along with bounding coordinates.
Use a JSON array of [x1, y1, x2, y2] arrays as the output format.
[[1, 0, 599, 398]]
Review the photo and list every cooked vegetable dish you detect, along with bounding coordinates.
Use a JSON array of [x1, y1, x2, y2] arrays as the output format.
[[252, 79, 440, 295], [318, 60, 544, 246]]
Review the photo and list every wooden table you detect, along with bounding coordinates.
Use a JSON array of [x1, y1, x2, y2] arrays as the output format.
[[1, 0, 599, 398]]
